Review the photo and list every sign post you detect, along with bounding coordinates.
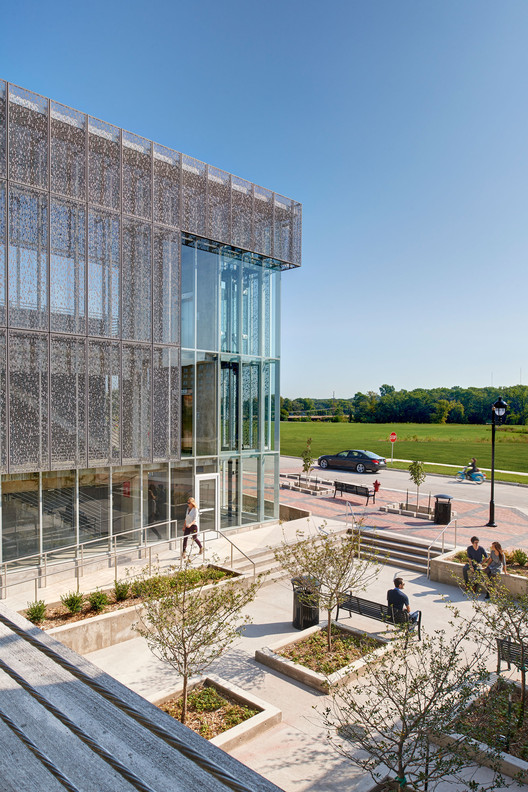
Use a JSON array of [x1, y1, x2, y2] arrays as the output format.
[[389, 432, 397, 466]]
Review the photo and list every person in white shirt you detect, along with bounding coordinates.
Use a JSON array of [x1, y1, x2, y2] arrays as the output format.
[[182, 497, 202, 557]]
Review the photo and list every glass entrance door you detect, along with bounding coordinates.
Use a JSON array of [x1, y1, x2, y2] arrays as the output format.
[[195, 473, 219, 538]]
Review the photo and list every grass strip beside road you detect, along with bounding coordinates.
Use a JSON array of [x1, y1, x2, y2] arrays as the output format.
[[280, 422, 528, 481]]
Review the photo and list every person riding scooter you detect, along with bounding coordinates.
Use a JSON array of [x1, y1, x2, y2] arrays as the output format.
[[464, 458, 479, 480]]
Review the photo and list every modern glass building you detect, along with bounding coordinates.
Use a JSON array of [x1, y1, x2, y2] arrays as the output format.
[[0, 81, 301, 567]]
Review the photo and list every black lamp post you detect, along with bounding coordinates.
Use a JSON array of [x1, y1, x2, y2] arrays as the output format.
[[486, 396, 508, 527]]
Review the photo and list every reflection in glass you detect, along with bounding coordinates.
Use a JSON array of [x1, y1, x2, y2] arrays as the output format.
[[220, 254, 239, 353], [79, 468, 110, 546], [241, 455, 259, 525], [181, 240, 195, 348], [220, 457, 239, 530], [242, 362, 260, 450], [221, 360, 238, 451], [2, 472, 39, 562], [181, 350, 193, 457], [196, 248, 217, 351], [144, 464, 169, 542], [263, 454, 278, 518], [196, 353, 217, 456], [42, 470, 75, 555], [170, 461, 193, 535], [112, 466, 141, 545]]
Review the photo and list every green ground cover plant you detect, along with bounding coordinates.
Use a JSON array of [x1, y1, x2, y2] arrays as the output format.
[[25, 600, 47, 624], [159, 684, 259, 740], [280, 422, 528, 476], [279, 625, 381, 675]]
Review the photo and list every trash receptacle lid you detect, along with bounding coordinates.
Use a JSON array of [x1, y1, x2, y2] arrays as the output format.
[[434, 494, 453, 501]]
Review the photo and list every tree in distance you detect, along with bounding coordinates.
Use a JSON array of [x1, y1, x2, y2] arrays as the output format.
[[274, 524, 381, 651], [301, 437, 315, 483], [134, 565, 260, 724], [321, 619, 506, 792]]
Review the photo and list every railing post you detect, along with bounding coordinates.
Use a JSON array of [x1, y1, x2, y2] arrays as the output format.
[[149, 546, 152, 576], [231, 543, 234, 569], [114, 537, 118, 582], [43, 553, 47, 587], [80, 546, 84, 578], [75, 560, 80, 593], [34, 577, 38, 601]]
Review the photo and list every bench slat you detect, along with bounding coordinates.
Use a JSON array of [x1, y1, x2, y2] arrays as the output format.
[[337, 591, 421, 639]]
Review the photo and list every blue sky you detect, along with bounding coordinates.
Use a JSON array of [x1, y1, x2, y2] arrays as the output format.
[[2, 0, 527, 398]]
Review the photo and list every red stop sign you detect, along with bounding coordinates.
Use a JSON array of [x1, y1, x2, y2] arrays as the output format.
[[390, 432, 397, 443]]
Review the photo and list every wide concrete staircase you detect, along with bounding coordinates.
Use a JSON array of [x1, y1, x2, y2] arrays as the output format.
[[220, 526, 451, 582]]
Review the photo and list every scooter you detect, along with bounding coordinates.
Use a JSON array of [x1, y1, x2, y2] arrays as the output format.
[[455, 468, 486, 484]]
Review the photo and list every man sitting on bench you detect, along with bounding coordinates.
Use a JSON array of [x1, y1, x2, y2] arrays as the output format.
[[387, 578, 420, 625]]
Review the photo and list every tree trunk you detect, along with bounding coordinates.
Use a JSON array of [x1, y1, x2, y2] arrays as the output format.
[[327, 610, 333, 651], [181, 674, 188, 724], [518, 666, 526, 730]]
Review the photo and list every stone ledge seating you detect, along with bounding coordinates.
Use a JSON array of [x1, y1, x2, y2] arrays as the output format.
[[336, 592, 422, 640], [334, 481, 375, 504], [496, 637, 528, 672]]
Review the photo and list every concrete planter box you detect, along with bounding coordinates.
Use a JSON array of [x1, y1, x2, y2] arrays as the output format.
[[429, 550, 528, 596], [149, 673, 281, 752], [430, 676, 528, 782], [46, 566, 245, 655], [255, 621, 392, 694]]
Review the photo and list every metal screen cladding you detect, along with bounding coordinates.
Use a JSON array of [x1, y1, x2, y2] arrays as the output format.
[[0, 180, 5, 325], [207, 166, 230, 242], [182, 155, 206, 236], [0, 81, 6, 178], [88, 339, 120, 466], [50, 197, 86, 333], [50, 336, 86, 468], [122, 217, 151, 341], [51, 102, 86, 200], [123, 131, 152, 219], [9, 331, 49, 471], [9, 86, 48, 189], [9, 185, 48, 330], [88, 117, 120, 210]]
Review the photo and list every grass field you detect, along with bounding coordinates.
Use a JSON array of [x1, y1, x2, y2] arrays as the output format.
[[279, 422, 528, 477]]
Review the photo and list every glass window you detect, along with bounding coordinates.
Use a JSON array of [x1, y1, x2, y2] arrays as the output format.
[[9, 86, 48, 189], [154, 144, 180, 227], [0, 180, 5, 325], [221, 359, 238, 452], [153, 226, 179, 344], [87, 340, 120, 466], [122, 344, 150, 462], [196, 247, 218, 351], [241, 455, 259, 525], [87, 209, 120, 337], [88, 117, 120, 211], [79, 468, 110, 546], [2, 472, 39, 562], [220, 253, 239, 353], [242, 362, 260, 451], [0, 330, 6, 471], [170, 461, 193, 535], [181, 239, 195, 349], [263, 360, 278, 452], [50, 337, 86, 468], [51, 102, 86, 200], [263, 454, 278, 519], [220, 457, 239, 530], [0, 81, 5, 178], [144, 464, 169, 542], [50, 197, 86, 334], [9, 185, 48, 330], [9, 331, 48, 471], [112, 465, 141, 546], [196, 352, 217, 456], [122, 132, 152, 219], [122, 218, 151, 341], [181, 350, 193, 457], [42, 470, 76, 556], [242, 257, 261, 356]]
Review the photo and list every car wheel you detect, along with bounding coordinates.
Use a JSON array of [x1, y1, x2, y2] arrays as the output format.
[[320, 459, 328, 469], [356, 463, 366, 474]]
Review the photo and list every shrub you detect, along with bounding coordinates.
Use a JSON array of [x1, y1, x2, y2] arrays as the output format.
[[88, 590, 109, 613], [113, 580, 130, 601], [26, 600, 46, 624], [60, 591, 84, 614], [512, 549, 528, 567]]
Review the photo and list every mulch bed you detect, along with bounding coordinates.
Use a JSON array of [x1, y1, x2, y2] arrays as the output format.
[[278, 624, 382, 675], [457, 677, 528, 761], [159, 684, 259, 740]]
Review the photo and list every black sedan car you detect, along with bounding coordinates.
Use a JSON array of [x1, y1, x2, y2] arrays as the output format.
[[317, 449, 387, 473]]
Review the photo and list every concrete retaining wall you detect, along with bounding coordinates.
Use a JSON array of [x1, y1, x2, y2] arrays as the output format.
[[429, 550, 528, 596]]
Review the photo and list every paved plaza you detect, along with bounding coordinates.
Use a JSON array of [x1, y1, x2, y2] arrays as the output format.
[[4, 463, 528, 791]]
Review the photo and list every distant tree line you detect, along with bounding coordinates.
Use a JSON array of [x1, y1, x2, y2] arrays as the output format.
[[281, 384, 528, 425]]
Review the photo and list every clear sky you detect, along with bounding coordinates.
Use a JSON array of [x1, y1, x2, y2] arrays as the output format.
[[2, 0, 527, 399]]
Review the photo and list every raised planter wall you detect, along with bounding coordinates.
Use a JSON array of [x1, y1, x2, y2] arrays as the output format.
[[149, 673, 282, 752], [429, 550, 528, 596], [255, 621, 392, 694], [46, 567, 245, 655]]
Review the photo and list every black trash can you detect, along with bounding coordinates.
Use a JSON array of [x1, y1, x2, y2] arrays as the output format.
[[291, 576, 320, 630], [434, 494, 453, 524]]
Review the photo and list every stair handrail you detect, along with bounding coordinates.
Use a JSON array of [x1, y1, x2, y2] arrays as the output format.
[[205, 529, 256, 581], [427, 518, 457, 578]]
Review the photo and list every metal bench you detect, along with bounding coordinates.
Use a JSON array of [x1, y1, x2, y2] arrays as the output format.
[[336, 592, 422, 640], [496, 638, 528, 673], [334, 481, 375, 504]]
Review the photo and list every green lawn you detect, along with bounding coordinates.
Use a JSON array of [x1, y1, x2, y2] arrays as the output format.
[[279, 422, 528, 476]]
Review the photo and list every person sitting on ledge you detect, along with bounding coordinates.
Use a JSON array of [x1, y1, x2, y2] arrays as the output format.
[[387, 578, 420, 624], [463, 536, 488, 587]]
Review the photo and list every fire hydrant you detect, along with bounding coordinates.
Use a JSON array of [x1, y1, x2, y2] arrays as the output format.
[[373, 479, 381, 502]]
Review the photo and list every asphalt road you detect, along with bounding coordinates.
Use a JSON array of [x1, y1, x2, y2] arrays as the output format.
[[280, 456, 528, 516]]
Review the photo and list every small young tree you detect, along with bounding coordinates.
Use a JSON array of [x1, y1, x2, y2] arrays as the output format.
[[408, 460, 426, 508], [134, 567, 260, 725], [465, 578, 528, 729], [301, 437, 315, 483], [274, 526, 380, 651], [321, 622, 504, 792]]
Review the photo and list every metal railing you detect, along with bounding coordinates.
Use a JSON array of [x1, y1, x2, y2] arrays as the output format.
[[0, 519, 257, 601], [426, 518, 457, 578]]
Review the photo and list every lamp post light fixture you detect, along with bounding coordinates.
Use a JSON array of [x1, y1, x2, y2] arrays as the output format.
[[487, 396, 508, 527]]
